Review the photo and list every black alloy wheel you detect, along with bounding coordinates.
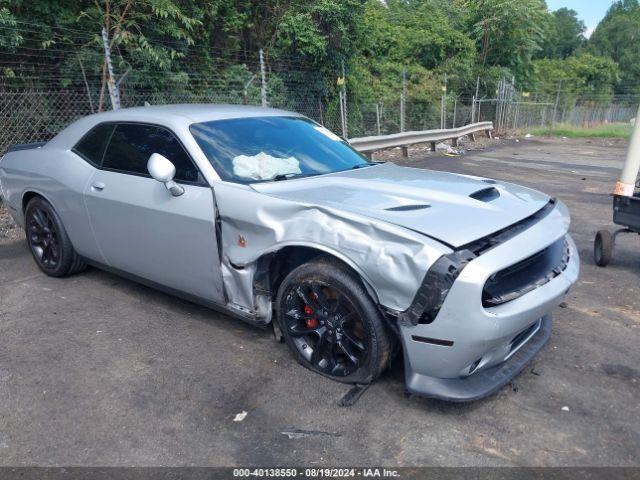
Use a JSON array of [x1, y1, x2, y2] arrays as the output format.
[[24, 197, 86, 277], [277, 258, 393, 384], [27, 205, 60, 270], [283, 280, 368, 377]]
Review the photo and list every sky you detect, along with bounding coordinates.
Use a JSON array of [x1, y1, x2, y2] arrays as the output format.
[[546, 0, 616, 37]]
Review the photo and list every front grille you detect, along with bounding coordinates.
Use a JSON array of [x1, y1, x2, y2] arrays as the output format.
[[482, 238, 570, 307]]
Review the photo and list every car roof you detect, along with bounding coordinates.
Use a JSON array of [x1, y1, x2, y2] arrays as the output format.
[[47, 104, 304, 149], [86, 104, 301, 123]]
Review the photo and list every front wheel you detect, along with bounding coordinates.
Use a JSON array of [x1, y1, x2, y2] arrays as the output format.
[[594, 229, 613, 267], [276, 258, 393, 384]]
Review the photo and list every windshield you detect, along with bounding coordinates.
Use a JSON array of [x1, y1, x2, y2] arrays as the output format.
[[189, 116, 372, 183]]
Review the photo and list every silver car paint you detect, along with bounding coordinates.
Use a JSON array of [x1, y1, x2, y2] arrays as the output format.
[[84, 169, 224, 302], [0, 104, 579, 399], [252, 162, 550, 248]]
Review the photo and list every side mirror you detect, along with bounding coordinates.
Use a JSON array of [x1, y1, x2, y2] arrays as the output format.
[[147, 153, 184, 197]]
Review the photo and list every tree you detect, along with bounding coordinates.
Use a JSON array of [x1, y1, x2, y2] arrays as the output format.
[[464, 0, 550, 85], [589, 0, 640, 94], [540, 8, 586, 59], [533, 53, 619, 96]]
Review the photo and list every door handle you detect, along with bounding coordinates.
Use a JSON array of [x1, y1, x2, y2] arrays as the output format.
[[91, 182, 105, 191]]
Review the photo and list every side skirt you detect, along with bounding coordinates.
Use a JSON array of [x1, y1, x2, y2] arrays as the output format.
[[82, 258, 269, 328]]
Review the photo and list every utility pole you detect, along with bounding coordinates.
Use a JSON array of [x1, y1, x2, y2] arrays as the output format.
[[101, 28, 121, 110], [259, 48, 268, 108], [400, 68, 406, 132]]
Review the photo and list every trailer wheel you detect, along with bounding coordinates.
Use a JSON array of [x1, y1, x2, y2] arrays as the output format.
[[594, 230, 613, 267]]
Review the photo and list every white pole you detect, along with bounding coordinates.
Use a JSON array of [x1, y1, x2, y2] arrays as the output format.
[[615, 104, 640, 196], [101, 28, 120, 110], [259, 48, 268, 108]]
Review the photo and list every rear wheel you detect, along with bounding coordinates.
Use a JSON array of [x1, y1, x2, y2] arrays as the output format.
[[276, 258, 392, 384], [25, 197, 86, 277], [594, 229, 613, 267]]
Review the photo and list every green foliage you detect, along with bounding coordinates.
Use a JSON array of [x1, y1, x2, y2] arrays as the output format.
[[528, 123, 633, 138], [0, 0, 634, 111], [0, 7, 22, 51], [465, 0, 549, 84], [589, 0, 640, 94], [540, 8, 586, 59], [533, 54, 619, 96]]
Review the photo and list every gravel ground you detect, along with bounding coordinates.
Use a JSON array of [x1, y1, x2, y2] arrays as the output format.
[[0, 201, 21, 241], [0, 135, 638, 467]]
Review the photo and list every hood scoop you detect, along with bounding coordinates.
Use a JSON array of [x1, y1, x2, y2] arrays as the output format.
[[385, 204, 431, 212], [469, 186, 500, 202]]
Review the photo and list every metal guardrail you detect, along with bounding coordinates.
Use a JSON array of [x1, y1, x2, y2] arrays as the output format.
[[349, 121, 494, 156]]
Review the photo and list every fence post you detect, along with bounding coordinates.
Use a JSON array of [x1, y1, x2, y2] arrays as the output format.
[[341, 60, 348, 136], [472, 76, 480, 124], [339, 90, 347, 139], [376, 103, 381, 135], [441, 73, 447, 129], [552, 80, 562, 125], [452, 97, 457, 128], [101, 28, 121, 110], [471, 96, 476, 123], [400, 68, 406, 132], [259, 48, 268, 108]]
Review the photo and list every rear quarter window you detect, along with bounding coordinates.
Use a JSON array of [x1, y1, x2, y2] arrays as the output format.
[[72, 124, 115, 166]]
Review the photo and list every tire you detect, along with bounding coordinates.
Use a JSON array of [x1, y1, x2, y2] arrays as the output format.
[[594, 229, 613, 267], [276, 257, 393, 384], [25, 196, 87, 277]]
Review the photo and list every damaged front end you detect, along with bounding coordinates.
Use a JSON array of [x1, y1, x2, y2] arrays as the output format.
[[396, 199, 578, 401], [211, 173, 578, 402], [211, 181, 450, 327]]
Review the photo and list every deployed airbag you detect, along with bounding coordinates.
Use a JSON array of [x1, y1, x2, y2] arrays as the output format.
[[232, 152, 301, 180]]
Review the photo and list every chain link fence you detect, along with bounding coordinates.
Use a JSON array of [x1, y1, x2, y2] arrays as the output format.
[[1, 76, 638, 154]]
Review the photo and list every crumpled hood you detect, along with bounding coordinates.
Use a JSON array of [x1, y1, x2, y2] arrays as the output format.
[[250, 162, 550, 248]]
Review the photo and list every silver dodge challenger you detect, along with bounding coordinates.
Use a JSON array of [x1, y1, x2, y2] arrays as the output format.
[[0, 105, 579, 401]]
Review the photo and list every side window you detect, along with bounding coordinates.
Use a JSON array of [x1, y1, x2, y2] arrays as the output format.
[[102, 124, 201, 183], [72, 124, 115, 166]]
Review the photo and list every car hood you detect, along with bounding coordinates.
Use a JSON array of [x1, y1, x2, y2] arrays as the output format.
[[250, 162, 550, 248]]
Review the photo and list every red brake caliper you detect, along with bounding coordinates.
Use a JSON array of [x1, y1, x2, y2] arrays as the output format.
[[304, 304, 319, 329]]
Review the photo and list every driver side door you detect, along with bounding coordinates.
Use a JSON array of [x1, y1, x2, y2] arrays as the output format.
[[83, 122, 225, 302]]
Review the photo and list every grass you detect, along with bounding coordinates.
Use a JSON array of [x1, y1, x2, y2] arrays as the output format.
[[527, 122, 634, 139]]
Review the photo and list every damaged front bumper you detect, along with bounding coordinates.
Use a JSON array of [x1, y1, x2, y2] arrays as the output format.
[[403, 314, 552, 402], [397, 202, 579, 401]]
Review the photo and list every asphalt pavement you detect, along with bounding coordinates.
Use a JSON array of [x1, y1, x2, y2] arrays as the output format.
[[0, 136, 638, 466]]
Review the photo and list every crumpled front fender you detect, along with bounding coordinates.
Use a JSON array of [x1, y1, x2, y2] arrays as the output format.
[[213, 183, 449, 313]]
